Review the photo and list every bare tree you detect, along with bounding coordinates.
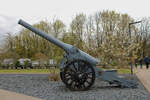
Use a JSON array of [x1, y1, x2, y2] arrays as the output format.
[[140, 18, 150, 57]]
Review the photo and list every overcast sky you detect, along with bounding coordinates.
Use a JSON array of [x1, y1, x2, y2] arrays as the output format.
[[0, 0, 150, 46]]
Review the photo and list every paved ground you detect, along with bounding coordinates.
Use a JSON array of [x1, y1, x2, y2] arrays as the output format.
[[134, 67, 150, 93], [0, 67, 150, 100], [0, 74, 149, 100], [0, 89, 43, 100]]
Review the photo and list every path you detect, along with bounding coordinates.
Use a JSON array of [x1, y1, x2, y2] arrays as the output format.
[[0, 89, 43, 100], [134, 67, 150, 93]]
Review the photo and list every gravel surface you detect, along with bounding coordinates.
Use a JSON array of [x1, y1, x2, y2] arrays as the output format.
[[0, 74, 149, 100]]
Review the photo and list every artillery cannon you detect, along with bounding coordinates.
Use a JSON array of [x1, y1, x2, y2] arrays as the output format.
[[18, 19, 138, 91]]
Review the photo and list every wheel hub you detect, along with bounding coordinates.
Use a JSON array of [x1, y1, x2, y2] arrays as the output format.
[[73, 73, 83, 80]]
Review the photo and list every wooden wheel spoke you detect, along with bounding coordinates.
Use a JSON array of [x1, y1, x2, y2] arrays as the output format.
[[72, 82, 76, 88], [81, 83, 86, 89], [85, 80, 91, 85], [84, 65, 89, 72], [72, 81, 78, 88], [65, 77, 71, 81], [69, 80, 74, 86], [85, 71, 93, 75], [83, 74, 92, 79], [63, 60, 95, 91], [69, 67, 76, 73], [78, 62, 84, 71], [67, 79, 75, 87], [73, 63, 78, 71], [65, 75, 71, 79], [65, 74, 70, 78], [65, 73, 72, 77]]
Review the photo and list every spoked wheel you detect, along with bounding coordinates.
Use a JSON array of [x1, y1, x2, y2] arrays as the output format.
[[63, 60, 95, 91], [60, 71, 65, 83]]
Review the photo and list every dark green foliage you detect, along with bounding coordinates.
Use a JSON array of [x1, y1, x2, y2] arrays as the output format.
[[15, 61, 21, 68], [24, 60, 31, 68], [0, 62, 2, 69]]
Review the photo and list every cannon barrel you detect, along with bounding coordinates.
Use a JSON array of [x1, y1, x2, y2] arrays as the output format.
[[18, 19, 72, 52], [18, 19, 99, 65]]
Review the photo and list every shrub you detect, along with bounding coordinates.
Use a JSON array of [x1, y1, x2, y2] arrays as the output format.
[[111, 60, 118, 66], [6, 64, 10, 69], [48, 73, 61, 81], [24, 60, 31, 69], [0, 62, 2, 69], [15, 60, 21, 68], [48, 68, 61, 81]]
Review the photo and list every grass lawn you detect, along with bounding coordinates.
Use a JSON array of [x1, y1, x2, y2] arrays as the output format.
[[0, 68, 60, 74], [0, 68, 131, 74], [117, 69, 131, 74]]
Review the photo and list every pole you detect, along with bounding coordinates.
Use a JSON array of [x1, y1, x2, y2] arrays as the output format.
[[129, 21, 142, 75], [129, 24, 133, 74]]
